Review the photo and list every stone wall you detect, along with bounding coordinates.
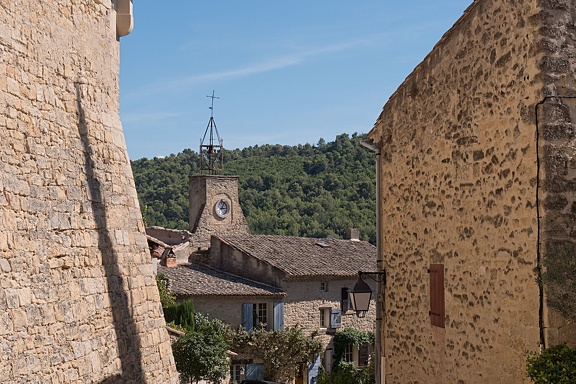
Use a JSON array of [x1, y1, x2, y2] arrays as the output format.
[[194, 296, 283, 329], [210, 236, 286, 287], [0, 1, 178, 382], [366, 0, 574, 382], [538, 0, 576, 346], [284, 279, 377, 346]]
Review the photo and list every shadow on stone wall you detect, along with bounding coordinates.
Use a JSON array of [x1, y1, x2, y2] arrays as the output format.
[[75, 82, 146, 383]]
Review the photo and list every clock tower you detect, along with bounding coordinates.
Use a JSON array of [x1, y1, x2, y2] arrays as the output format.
[[188, 92, 249, 249], [188, 175, 249, 249]]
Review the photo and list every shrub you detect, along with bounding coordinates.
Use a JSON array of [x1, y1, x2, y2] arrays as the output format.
[[526, 344, 576, 384], [163, 299, 195, 331], [156, 273, 176, 308]]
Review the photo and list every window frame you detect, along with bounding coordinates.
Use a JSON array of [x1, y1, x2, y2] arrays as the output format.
[[229, 364, 243, 383], [320, 308, 327, 328], [253, 302, 268, 328], [343, 343, 354, 363]]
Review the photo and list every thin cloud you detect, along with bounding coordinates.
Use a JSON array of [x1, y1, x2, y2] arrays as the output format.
[[124, 35, 384, 100]]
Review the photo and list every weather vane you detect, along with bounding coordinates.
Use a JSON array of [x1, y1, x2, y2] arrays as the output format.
[[207, 90, 219, 117], [199, 90, 224, 175]]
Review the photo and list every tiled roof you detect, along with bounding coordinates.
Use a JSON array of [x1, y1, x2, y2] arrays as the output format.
[[217, 234, 377, 279], [146, 234, 171, 249], [157, 263, 285, 297]]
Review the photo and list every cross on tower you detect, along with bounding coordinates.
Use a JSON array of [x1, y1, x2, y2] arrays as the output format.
[[207, 90, 219, 117]]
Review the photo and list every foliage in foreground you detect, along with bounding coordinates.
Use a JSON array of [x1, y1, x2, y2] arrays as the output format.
[[317, 361, 374, 384], [171, 311, 230, 384], [317, 328, 375, 384], [226, 325, 323, 383], [538, 242, 576, 323], [526, 344, 576, 384]]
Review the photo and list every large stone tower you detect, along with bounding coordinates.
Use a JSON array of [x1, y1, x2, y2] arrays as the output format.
[[0, 1, 178, 382]]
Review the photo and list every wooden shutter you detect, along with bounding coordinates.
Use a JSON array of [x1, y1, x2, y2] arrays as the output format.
[[330, 308, 342, 328], [273, 302, 285, 330], [242, 303, 254, 331], [429, 264, 445, 328], [245, 363, 264, 380], [341, 287, 350, 312]]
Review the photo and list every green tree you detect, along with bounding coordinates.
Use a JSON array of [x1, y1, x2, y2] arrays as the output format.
[[227, 325, 323, 383], [163, 299, 196, 330], [131, 133, 377, 244], [171, 312, 231, 384]]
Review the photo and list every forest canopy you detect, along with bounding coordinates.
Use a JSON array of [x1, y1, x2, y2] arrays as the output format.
[[131, 133, 377, 244]]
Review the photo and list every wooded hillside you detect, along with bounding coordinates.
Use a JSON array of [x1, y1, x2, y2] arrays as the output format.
[[131, 133, 377, 243]]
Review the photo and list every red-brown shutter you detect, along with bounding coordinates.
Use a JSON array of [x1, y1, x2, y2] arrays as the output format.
[[429, 264, 445, 328]]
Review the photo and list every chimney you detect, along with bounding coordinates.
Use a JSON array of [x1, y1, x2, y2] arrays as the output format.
[[160, 248, 177, 267], [346, 228, 360, 241]]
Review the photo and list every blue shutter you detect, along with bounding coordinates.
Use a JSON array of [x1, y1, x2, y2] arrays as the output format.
[[308, 355, 321, 384], [245, 363, 264, 380], [242, 303, 254, 331], [330, 308, 342, 328], [273, 302, 285, 330]]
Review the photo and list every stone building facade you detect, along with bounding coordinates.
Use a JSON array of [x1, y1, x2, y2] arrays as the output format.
[[366, 0, 576, 383], [0, 1, 178, 382]]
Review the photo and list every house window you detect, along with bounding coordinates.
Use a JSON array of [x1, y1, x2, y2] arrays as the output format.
[[320, 282, 328, 292], [243, 302, 283, 331], [320, 308, 328, 328], [429, 264, 445, 328], [253, 303, 268, 328], [358, 343, 370, 367], [343, 344, 354, 362], [230, 364, 243, 383], [320, 308, 342, 329]]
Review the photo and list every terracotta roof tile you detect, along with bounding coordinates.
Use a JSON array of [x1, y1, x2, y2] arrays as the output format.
[[217, 234, 377, 279], [157, 263, 285, 297]]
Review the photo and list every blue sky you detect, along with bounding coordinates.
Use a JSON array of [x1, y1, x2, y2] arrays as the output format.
[[120, 1, 473, 160]]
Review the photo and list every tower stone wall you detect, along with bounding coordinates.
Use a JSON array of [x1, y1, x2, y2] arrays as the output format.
[[189, 175, 249, 250], [0, 1, 178, 382]]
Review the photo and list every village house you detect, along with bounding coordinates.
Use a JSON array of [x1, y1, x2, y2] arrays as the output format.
[[365, 0, 576, 383], [152, 173, 378, 383]]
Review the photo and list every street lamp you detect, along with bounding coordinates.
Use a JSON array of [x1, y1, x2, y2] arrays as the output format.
[[349, 271, 386, 318]]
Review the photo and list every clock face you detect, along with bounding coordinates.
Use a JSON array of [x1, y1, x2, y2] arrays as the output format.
[[215, 199, 229, 218]]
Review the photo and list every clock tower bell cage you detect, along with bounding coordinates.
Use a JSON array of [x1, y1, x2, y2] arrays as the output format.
[[188, 91, 249, 249]]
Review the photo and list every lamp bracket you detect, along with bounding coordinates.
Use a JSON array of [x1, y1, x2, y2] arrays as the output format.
[[358, 270, 386, 283]]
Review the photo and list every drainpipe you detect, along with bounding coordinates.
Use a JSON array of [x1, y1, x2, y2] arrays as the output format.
[[361, 139, 383, 384]]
